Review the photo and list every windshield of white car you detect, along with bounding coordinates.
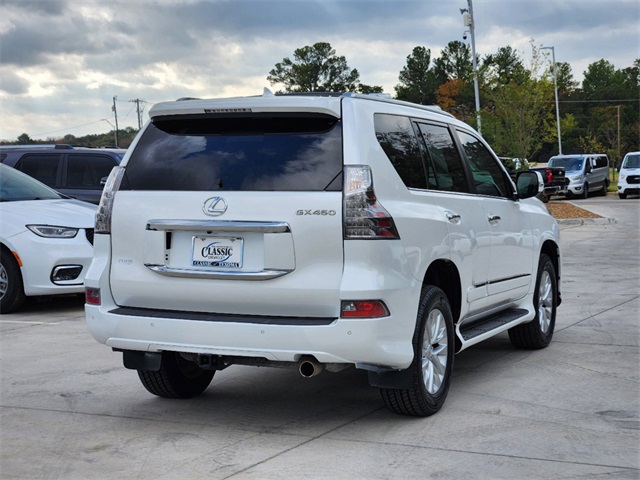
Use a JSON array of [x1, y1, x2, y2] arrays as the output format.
[[622, 155, 640, 168], [0, 165, 63, 202]]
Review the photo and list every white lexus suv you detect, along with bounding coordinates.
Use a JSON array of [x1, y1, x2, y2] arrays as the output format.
[[85, 92, 561, 417]]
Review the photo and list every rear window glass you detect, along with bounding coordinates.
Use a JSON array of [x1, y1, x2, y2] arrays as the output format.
[[67, 154, 118, 189], [374, 114, 426, 189], [16, 154, 60, 188], [122, 114, 343, 191], [594, 156, 608, 168]]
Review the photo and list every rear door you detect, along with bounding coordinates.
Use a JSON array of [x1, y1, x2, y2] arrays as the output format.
[[62, 153, 120, 203], [414, 120, 492, 313], [109, 110, 345, 318], [455, 129, 534, 303], [15, 154, 62, 189]]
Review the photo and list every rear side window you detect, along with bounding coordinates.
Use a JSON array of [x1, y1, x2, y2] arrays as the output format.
[[66, 154, 118, 189], [594, 156, 608, 168], [123, 114, 343, 192], [16, 154, 61, 187], [374, 114, 426, 189], [417, 122, 469, 193]]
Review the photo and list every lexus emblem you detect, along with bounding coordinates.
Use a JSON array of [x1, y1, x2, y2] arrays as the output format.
[[203, 196, 228, 216]]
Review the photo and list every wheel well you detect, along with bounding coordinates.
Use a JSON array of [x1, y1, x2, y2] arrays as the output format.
[[540, 240, 562, 305], [423, 259, 461, 325]]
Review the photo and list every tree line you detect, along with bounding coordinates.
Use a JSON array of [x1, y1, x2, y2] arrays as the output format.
[[267, 41, 639, 164], [5, 41, 638, 163]]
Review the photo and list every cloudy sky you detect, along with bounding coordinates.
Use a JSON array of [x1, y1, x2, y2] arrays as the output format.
[[1, 0, 638, 142]]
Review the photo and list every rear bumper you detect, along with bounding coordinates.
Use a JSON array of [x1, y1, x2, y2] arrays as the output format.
[[543, 185, 566, 195], [85, 303, 416, 370]]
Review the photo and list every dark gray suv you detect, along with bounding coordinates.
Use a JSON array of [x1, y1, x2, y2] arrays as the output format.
[[0, 145, 126, 204]]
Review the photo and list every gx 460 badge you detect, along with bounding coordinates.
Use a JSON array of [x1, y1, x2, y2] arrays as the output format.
[[296, 209, 337, 216]]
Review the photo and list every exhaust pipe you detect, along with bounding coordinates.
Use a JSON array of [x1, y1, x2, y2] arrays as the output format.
[[298, 356, 325, 378]]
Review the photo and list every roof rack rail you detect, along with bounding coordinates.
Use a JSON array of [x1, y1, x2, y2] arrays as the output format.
[[0, 144, 73, 150]]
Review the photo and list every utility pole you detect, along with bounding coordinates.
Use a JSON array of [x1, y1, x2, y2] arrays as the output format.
[[617, 105, 621, 168], [461, 0, 481, 134], [112, 95, 119, 147], [541, 46, 562, 154], [129, 98, 146, 130]]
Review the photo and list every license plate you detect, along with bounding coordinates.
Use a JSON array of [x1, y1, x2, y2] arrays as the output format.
[[191, 236, 244, 268]]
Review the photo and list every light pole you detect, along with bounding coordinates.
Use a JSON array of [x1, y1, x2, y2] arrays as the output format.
[[460, 0, 481, 134], [541, 46, 562, 155]]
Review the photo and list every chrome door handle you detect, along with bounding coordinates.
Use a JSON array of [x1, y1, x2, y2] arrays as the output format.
[[445, 212, 461, 223]]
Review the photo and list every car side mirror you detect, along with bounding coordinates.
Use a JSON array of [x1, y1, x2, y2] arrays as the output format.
[[516, 171, 543, 199]]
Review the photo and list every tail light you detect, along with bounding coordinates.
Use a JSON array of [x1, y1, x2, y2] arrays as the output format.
[[343, 165, 399, 239], [95, 166, 125, 234], [341, 300, 389, 318], [545, 168, 553, 184]]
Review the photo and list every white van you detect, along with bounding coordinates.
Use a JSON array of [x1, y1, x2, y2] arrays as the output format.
[[547, 154, 610, 199], [617, 151, 640, 199]]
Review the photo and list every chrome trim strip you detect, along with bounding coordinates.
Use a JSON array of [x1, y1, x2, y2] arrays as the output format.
[[145, 264, 292, 280], [146, 220, 291, 233]]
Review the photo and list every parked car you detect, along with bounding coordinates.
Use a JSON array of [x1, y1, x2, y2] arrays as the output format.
[[0, 145, 126, 204], [0, 164, 97, 313], [529, 164, 568, 201], [85, 91, 561, 417], [547, 154, 609, 198], [617, 151, 640, 199]]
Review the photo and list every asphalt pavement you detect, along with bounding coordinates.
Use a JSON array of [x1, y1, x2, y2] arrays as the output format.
[[1, 194, 638, 479]]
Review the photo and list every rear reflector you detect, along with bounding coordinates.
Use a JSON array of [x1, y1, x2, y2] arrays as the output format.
[[341, 300, 389, 318], [85, 287, 101, 305]]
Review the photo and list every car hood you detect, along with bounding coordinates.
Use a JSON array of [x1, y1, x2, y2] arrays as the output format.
[[0, 199, 97, 230]]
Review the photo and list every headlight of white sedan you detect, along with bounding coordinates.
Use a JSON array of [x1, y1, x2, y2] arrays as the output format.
[[26, 225, 79, 238]]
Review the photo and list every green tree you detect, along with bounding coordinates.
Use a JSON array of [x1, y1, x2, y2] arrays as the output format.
[[267, 42, 381, 93], [16, 133, 33, 144], [582, 59, 628, 100], [555, 62, 578, 94], [577, 59, 640, 163], [483, 46, 526, 86], [481, 46, 555, 159], [394, 46, 438, 104], [433, 41, 473, 84]]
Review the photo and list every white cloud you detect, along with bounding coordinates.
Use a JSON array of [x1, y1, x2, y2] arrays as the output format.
[[0, 0, 638, 141]]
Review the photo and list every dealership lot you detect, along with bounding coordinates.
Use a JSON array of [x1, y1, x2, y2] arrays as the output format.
[[1, 195, 638, 479]]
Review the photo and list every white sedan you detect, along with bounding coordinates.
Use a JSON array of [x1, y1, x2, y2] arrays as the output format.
[[0, 164, 97, 313]]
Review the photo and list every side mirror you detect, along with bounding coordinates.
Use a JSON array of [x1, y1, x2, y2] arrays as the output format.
[[516, 171, 544, 199]]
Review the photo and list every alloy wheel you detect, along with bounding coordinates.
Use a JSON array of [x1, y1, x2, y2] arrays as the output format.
[[421, 308, 449, 394]]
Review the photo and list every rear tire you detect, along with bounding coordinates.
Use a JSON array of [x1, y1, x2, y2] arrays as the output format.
[[600, 181, 609, 196], [138, 352, 214, 398], [380, 286, 455, 417], [0, 248, 26, 314], [508, 254, 557, 349]]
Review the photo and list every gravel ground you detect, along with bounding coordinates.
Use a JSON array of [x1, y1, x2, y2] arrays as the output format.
[[546, 200, 603, 219]]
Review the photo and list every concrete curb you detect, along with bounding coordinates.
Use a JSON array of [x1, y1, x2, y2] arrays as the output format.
[[557, 217, 616, 226]]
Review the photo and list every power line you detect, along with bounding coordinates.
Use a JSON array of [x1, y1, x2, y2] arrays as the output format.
[[33, 118, 112, 136], [559, 98, 639, 104]]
